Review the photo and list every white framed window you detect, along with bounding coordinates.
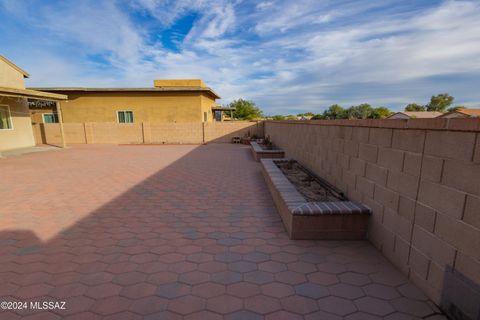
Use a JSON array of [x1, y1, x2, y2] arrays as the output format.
[[42, 113, 59, 123], [117, 110, 134, 123], [0, 105, 13, 130]]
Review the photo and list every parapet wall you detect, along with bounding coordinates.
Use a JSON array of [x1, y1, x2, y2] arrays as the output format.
[[265, 118, 480, 315]]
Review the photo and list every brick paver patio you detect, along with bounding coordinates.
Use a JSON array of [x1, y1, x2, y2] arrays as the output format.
[[0, 144, 446, 319]]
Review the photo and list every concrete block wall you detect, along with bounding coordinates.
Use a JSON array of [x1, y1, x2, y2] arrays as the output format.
[[32, 121, 262, 145], [147, 123, 203, 144], [204, 121, 264, 143], [32, 123, 87, 145], [265, 119, 480, 308]]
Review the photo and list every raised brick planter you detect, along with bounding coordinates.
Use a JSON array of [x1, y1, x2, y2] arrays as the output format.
[[250, 141, 285, 162], [261, 159, 371, 239]]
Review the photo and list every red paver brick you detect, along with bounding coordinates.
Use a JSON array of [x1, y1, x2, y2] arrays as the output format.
[[281, 295, 319, 314], [339, 272, 372, 286], [49, 283, 88, 299], [355, 296, 395, 316], [91, 296, 132, 316], [191, 282, 226, 298], [275, 270, 307, 285], [206, 295, 243, 314], [306, 310, 343, 320], [145, 311, 182, 320], [287, 261, 317, 274], [120, 282, 156, 299], [184, 310, 222, 320], [266, 310, 303, 320], [14, 283, 53, 299], [258, 261, 287, 273], [390, 297, 435, 317], [318, 296, 358, 316], [227, 282, 260, 298], [85, 283, 122, 299], [245, 295, 282, 314], [168, 295, 206, 315], [130, 253, 158, 264], [103, 311, 142, 320], [198, 261, 227, 273], [63, 312, 101, 320], [261, 282, 295, 298], [129, 296, 169, 315], [308, 272, 339, 286], [178, 271, 211, 285], [156, 282, 191, 298], [21, 313, 61, 320], [345, 312, 384, 320], [363, 283, 401, 300], [10, 272, 52, 286], [295, 282, 330, 299], [147, 271, 178, 285], [0, 145, 443, 318]]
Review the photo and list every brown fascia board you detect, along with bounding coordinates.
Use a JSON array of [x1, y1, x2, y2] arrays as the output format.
[[30, 87, 221, 99], [0, 87, 67, 100]]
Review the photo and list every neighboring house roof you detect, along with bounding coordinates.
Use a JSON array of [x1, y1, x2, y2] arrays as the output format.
[[387, 111, 443, 119], [440, 108, 480, 117], [30, 87, 221, 99], [0, 86, 68, 101], [0, 55, 30, 78]]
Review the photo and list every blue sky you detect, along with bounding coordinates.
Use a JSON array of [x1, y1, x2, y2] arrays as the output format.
[[1, 0, 479, 114]]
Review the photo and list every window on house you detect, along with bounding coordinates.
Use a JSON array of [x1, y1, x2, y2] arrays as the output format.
[[203, 111, 208, 122], [0, 105, 13, 130], [117, 111, 134, 123], [43, 113, 59, 123]]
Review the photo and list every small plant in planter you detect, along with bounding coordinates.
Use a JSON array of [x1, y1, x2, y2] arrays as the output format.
[[263, 136, 274, 150], [251, 134, 264, 143], [286, 159, 295, 169]]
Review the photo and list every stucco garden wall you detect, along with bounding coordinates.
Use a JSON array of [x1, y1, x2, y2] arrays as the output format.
[[265, 119, 480, 310], [32, 121, 263, 145]]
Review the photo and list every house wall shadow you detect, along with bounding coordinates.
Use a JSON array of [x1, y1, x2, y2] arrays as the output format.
[[0, 143, 283, 317]]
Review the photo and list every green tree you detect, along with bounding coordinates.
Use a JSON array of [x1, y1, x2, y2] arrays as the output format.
[[347, 104, 374, 119], [371, 107, 393, 119], [311, 114, 325, 120], [271, 115, 286, 120], [426, 93, 454, 112], [405, 103, 426, 112], [297, 112, 314, 117], [229, 99, 263, 120], [323, 104, 346, 119]]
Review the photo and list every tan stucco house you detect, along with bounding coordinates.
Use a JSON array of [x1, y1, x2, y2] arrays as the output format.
[[0, 55, 67, 152], [387, 111, 443, 119], [31, 79, 221, 124]]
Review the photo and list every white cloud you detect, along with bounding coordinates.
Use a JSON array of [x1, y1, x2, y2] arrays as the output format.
[[2, 0, 480, 114]]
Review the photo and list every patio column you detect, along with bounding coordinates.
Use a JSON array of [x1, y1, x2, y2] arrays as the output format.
[[55, 101, 67, 148]]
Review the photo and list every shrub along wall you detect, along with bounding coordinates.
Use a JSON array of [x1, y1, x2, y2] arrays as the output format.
[[265, 118, 480, 314], [32, 121, 263, 145]]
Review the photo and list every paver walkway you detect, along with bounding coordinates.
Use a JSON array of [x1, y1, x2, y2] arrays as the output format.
[[0, 144, 446, 319]]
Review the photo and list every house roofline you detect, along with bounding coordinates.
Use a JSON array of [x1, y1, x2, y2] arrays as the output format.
[[29, 87, 221, 99], [0, 55, 30, 78]]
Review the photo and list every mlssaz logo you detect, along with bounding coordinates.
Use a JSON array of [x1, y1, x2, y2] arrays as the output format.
[[30, 301, 66, 310]]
